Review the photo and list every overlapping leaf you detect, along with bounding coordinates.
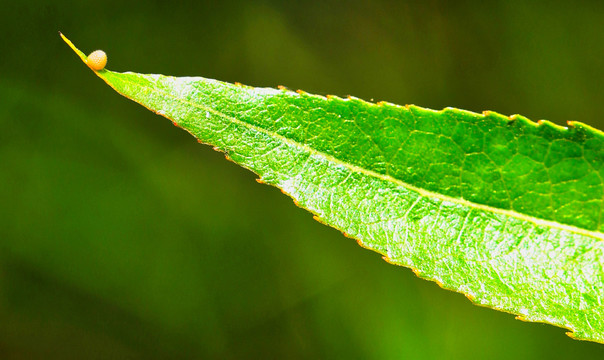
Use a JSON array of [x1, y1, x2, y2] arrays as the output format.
[[62, 34, 604, 343]]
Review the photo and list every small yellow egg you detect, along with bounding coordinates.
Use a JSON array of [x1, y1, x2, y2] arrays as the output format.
[[87, 50, 107, 71]]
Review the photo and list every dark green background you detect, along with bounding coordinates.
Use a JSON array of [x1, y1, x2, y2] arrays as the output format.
[[2, 0, 603, 358]]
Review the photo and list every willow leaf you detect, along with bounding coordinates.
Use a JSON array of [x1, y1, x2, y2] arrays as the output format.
[[61, 34, 604, 343]]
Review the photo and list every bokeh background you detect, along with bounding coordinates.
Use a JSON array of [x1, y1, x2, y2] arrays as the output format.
[[2, 0, 604, 358]]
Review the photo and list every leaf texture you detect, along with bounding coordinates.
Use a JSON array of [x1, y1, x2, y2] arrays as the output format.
[[62, 34, 604, 343]]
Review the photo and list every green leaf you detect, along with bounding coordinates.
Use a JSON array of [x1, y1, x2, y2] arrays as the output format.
[[62, 34, 604, 343]]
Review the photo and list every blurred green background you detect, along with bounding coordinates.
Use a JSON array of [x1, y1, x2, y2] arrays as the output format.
[[1, 0, 604, 358]]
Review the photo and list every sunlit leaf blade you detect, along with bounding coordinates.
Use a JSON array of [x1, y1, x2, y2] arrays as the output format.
[[62, 34, 604, 343]]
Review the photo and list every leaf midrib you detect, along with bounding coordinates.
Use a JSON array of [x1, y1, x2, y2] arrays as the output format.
[[105, 71, 604, 241]]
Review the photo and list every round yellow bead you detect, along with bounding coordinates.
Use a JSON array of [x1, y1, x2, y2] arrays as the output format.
[[87, 50, 107, 71]]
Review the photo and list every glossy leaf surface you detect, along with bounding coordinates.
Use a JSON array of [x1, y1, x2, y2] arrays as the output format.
[[62, 34, 604, 343]]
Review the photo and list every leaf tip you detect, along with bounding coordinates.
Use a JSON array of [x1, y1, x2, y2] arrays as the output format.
[[60, 33, 110, 74], [59, 32, 87, 64]]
